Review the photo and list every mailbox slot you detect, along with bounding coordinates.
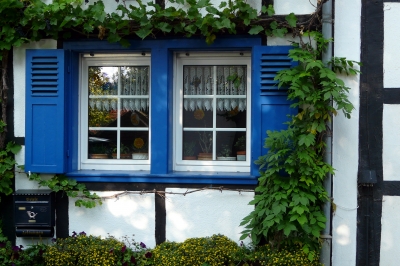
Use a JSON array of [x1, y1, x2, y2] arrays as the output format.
[[13, 190, 55, 237]]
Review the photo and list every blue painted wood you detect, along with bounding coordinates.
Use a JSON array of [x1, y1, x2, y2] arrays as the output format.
[[25, 49, 66, 173], [67, 170, 258, 185], [40, 38, 296, 184], [251, 46, 295, 176], [150, 48, 173, 174]]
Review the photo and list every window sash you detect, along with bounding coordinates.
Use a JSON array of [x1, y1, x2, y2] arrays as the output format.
[[174, 53, 251, 172], [79, 55, 151, 171]]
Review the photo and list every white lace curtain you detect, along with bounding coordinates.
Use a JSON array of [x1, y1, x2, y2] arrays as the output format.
[[89, 66, 149, 112], [183, 66, 247, 112]]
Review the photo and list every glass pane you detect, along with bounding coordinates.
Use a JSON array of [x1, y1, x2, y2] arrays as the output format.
[[182, 131, 213, 160], [121, 107, 149, 128], [183, 109, 213, 128], [216, 107, 246, 128], [131, 131, 149, 160], [216, 131, 246, 161], [88, 131, 116, 159], [183, 66, 213, 95], [120, 66, 149, 96], [89, 67, 118, 96], [216, 66, 247, 95]]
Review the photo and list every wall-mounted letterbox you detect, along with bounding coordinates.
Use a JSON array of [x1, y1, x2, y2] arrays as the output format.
[[13, 190, 55, 237]]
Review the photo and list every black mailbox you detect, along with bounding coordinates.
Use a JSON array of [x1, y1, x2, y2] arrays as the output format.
[[13, 190, 55, 237]]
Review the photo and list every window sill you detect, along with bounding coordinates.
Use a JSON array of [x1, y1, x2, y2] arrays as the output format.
[[66, 170, 258, 185]]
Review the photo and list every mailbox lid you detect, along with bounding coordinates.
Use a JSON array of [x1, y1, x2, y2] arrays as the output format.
[[13, 189, 53, 201]]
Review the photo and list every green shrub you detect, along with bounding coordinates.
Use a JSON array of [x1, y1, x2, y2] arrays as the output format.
[[44, 233, 125, 266], [0, 240, 47, 266], [153, 234, 239, 266], [153, 236, 321, 266], [1, 233, 321, 266]]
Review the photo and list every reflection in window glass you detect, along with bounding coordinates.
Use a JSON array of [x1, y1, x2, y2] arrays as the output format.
[[88, 66, 149, 160]]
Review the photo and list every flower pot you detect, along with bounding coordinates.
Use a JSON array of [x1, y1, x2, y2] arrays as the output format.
[[198, 153, 212, 160], [89, 154, 109, 159], [112, 153, 132, 159], [217, 156, 236, 161], [132, 153, 149, 160], [183, 156, 197, 160], [236, 151, 246, 161]]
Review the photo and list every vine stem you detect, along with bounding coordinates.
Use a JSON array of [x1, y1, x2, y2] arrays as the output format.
[[0, 50, 9, 150]]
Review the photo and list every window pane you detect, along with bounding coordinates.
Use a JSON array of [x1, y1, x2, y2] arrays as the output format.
[[216, 108, 246, 128], [182, 131, 213, 160], [88, 131, 116, 159]]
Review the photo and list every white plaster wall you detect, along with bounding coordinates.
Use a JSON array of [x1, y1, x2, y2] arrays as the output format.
[[165, 188, 254, 243], [382, 104, 400, 180], [332, 1, 361, 266], [69, 191, 156, 247], [84, 0, 153, 14], [274, 0, 317, 15], [384, 3, 400, 88], [166, 0, 261, 14], [380, 196, 400, 265]]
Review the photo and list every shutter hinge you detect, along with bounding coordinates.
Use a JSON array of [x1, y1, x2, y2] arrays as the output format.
[[67, 66, 70, 73], [67, 150, 70, 157]]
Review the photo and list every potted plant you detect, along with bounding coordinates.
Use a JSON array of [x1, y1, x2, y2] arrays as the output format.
[[183, 141, 196, 160], [234, 136, 246, 161], [198, 131, 212, 160], [89, 143, 109, 159], [217, 144, 236, 161], [112, 143, 131, 159], [132, 137, 148, 160]]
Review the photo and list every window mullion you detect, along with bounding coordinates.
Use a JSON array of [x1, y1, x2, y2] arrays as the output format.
[[212, 66, 217, 160]]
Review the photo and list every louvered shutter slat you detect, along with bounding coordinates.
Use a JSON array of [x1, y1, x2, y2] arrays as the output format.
[[251, 46, 296, 176], [25, 50, 66, 173]]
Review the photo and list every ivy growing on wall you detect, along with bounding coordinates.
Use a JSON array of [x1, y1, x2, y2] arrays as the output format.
[[0, 0, 359, 258], [240, 32, 360, 259]]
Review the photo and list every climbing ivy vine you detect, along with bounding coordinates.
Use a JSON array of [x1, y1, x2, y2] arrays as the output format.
[[0, 0, 360, 258], [240, 32, 360, 259]]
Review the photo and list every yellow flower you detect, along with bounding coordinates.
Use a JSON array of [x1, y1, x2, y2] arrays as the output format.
[[134, 137, 145, 149], [194, 109, 205, 120]]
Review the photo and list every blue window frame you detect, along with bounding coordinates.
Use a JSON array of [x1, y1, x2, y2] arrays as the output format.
[[25, 38, 295, 185]]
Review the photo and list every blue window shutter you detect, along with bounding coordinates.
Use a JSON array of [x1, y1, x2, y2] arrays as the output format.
[[25, 49, 66, 173], [251, 46, 296, 176]]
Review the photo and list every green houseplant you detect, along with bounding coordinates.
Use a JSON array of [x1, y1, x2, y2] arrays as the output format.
[[89, 143, 109, 159], [198, 131, 213, 160], [234, 136, 246, 161], [183, 141, 196, 160], [112, 143, 131, 159], [217, 144, 236, 161]]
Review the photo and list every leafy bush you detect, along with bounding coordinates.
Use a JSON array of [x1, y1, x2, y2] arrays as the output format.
[[0, 240, 47, 266], [153, 235, 321, 266], [44, 232, 125, 265], [153, 234, 239, 266], [0, 233, 321, 265], [43, 232, 153, 266]]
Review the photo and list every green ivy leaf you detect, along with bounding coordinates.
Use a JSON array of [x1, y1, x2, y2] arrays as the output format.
[[298, 133, 315, 147], [285, 13, 297, 27], [157, 22, 172, 33], [135, 28, 152, 39], [248, 25, 263, 35]]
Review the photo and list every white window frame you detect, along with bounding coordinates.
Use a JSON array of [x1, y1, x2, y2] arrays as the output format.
[[173, 52, 251, 172], [79, 54, 151, 171]]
